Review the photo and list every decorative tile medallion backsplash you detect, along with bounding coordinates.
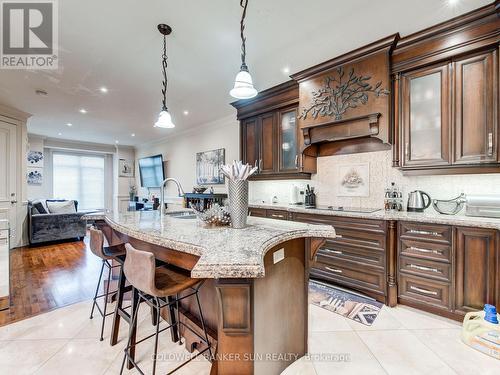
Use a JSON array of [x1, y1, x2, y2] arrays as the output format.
[[249, 150, 500, 213]]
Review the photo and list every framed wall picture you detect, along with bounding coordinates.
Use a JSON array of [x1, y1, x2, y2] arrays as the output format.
[[196, 148, 225, 185], [337, 163, 370, 197], [27, 150, 44, 167], [27, 168, 43, 185], [119, 159, 135, 177]]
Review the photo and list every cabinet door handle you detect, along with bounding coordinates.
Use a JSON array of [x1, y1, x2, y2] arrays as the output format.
[[259, 159, 262, 171], [488, 132, 493, 156], [295, 154, 298, 168], [408, 229, 440, 237], [410, 285, 438, 296], [10, 200, 17, 204], [409, 246, 442, 255], [405, 142, 409, 159], [325, 266, 342, 274], [323, 248, 342, 255], [409, 264, 440, 273]]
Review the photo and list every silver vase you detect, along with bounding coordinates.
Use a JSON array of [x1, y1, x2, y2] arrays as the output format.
[[228, 180, 249, 229]]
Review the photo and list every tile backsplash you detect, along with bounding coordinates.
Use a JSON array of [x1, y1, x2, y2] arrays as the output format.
[[249, 150, 500, 212]]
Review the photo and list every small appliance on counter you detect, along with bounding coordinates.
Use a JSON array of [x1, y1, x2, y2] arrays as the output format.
[[384, 182, 403, 211], [305, 185, 316, 208], [407, 190, 431, 212], [289, 185, 305, 205], [465, 195, 500, 218]]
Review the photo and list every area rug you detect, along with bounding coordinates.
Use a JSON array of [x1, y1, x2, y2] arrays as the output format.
[[309, 280, 383, 326]]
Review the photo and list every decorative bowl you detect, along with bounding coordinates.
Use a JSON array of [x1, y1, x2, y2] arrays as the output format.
[[192, 187, 208, 194]]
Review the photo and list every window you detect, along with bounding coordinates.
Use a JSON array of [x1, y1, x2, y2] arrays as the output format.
[[53, 153, 105, 210]]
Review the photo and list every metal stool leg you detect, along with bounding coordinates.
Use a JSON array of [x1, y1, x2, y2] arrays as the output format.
[[99, 260, 112, 341], [195, 289, 213, 359], [120, 287, 142, 375], [152, 297, 162, 375], [90, 260, 105, 319]]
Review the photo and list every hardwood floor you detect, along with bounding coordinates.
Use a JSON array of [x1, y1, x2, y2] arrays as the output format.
[[0, 236, 102, 326]]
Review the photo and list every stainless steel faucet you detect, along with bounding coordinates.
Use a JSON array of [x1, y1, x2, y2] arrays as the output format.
[[159, 178, 185, 215]]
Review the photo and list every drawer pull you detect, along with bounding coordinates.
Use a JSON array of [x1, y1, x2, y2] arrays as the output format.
[[269, 214, 284, 219], [408, 229, 440, 237], [409, 246, 442, 255], [325, 266, 342, 274], [323, 248, 342, 255], [410, 285, 438, 296], [409, 264, 440, 273]]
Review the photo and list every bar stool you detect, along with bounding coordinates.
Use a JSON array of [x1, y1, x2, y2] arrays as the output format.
[[120, 243, 212, 375], [88, 227, 126, 341]]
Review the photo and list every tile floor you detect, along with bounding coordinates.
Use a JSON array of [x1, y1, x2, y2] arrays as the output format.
[[0, 299, 498, 374]]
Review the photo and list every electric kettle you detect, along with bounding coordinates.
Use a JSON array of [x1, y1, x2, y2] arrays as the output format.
[[407, 190, 431, 212]]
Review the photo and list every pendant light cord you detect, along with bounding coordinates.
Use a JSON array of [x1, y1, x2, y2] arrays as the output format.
[[161, 35, 168, 111], [239, 0, 249, 70]]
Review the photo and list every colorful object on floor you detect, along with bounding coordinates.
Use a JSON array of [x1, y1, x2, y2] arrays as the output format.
[[309, 280, 382, 326], [462, 304, 500, 360]]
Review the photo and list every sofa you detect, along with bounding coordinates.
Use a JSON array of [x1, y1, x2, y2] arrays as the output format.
[[28, 199, 88, 245]]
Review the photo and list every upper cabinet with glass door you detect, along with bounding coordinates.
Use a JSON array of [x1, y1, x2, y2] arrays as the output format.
[[401, 63, 451, 167], [279, 108, 299, 172]]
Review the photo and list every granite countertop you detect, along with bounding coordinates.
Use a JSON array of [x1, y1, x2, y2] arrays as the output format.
[[249, 202, 500, 230], [82, 210, 336, 279]]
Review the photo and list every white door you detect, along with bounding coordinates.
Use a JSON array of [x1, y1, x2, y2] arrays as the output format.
[[0, 120, 17, 248]]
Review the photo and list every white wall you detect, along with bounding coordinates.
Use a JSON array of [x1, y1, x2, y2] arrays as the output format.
[[134, 115, 239, 206], [27, 134, 134, 212]]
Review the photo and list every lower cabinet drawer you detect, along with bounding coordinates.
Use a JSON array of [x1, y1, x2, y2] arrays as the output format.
[[248, 207, 267, 218], [318, 244, 385, 269], [398, 274, 451, 310], [399, 256, 451, 282], [266, 209, 289, 220], [400, 239, 452, 263], [311, 261, 385, 295]]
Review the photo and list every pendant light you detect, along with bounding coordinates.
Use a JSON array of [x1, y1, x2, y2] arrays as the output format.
[[154, 24, 175, 128], [230, 0, 258, 99]]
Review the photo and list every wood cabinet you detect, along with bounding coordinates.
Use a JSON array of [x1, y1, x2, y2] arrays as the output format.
[[398, 222, 500, 320], [454, 50, 498, 165], [233, 81, 316, 180], [401, 63, 451, 167], [292, 212, 389, 303], [392, 4, 500, 174], [455, 227, 498, 315]]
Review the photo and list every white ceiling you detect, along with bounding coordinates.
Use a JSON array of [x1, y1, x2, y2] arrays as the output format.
[[0, 0, 490, 146]]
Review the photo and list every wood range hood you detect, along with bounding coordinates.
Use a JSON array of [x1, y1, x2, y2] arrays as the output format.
[[291, 34, 399, 157]]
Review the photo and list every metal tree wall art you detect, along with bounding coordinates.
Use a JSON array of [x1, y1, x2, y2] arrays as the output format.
[[299, 67, 389, 121]]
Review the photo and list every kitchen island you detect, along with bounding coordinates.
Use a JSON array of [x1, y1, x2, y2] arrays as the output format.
[[85, 210, 336, 375]]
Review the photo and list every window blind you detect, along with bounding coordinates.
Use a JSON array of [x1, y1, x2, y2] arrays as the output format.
[[52, 152, 105, 210]]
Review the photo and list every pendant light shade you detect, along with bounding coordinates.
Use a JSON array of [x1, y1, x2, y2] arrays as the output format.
[[155, 24, 175, 128], [230, 67, 257, 99], [230, 0, 257, 100], [154, 109, 175, 128]]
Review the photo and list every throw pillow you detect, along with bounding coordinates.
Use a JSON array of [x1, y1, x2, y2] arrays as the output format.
[[47, 200, 77, 214], [33, 201, 48, 214]]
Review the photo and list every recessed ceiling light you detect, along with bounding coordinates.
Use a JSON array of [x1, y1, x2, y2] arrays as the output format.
[[66, 123, 72, 127], [183, 110, 189, 116], [99, 86, 108, 93], [282, 66, 290, 74], [131, 133, 135, 137], [115, 140, 119, 144], [58, 132, 62, 136], [79, 108, 87, 114], [448, 0, 459, 5]]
